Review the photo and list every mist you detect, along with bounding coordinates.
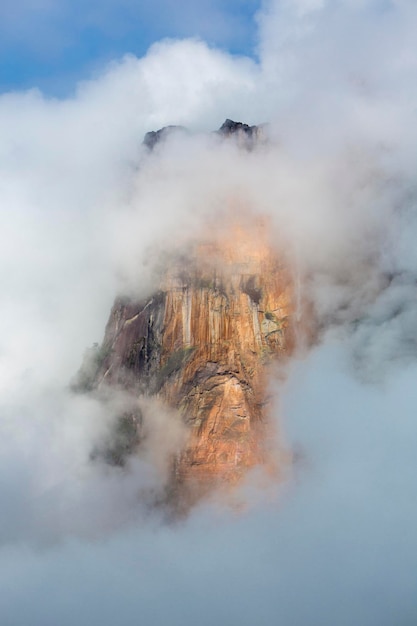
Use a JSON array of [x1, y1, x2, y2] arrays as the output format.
[[1, 0, 417, 624]]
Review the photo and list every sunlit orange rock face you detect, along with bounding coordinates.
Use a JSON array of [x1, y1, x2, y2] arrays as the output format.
[[91, 207, 296, 506]]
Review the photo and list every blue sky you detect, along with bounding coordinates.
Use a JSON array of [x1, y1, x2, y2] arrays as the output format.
[[0, 0, 260, 95]]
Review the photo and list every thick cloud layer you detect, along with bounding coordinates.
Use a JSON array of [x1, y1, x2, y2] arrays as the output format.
[[1, 345, 417, 626], [1, 1, 417, 624]]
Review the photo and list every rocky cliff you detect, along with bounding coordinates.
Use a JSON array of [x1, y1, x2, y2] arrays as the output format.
[[75, 121, 297, 508]]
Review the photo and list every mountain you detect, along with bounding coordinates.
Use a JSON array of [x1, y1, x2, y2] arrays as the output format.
[[74, 121, 298, 510]]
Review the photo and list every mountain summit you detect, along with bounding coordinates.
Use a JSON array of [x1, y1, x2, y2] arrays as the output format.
[[75, 121, 298, 510]]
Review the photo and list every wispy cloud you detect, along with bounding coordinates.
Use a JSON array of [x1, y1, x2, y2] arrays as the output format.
[[1, 1, 417, 623], [0, 0, 260, 93]]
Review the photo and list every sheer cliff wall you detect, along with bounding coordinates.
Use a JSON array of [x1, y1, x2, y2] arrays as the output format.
[[83, 210, 296, 503]]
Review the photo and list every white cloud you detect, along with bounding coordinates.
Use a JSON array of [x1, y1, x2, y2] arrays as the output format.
[[1, 1, 417, 623]]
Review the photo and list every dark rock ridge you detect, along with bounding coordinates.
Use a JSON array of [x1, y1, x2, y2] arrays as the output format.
[[218, 118, 258, 137], [143, 119, 264, 151], [143, 125, 186, 150]]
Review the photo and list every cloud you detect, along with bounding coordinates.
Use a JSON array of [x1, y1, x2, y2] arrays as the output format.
[[1, 345, 417, 625], [0, 0, 260, 94], [1, 1, 417, 624]]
